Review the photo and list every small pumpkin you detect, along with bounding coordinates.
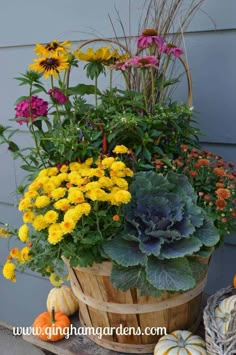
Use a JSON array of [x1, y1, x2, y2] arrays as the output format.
[[154, 330, 207, 355], [33, 308, 70, 342], [47, 285, 79, 316], [214, 295, 236, 334]]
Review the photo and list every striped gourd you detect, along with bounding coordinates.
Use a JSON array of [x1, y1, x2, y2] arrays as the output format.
[[154, 330, 207, 355], [215, 295, 236, 334], [47, 285, 79, 316]]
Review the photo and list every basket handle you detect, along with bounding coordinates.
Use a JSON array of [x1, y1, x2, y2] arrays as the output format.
[[76, 37, 193, 108]]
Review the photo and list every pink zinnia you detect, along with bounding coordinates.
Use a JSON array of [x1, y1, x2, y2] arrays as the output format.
[[48, 88, 68, 104], [15, 96, 48, 125], [128, 55, 158, 69], [161, 43, 184, 58], [137, 29, 164, 49]]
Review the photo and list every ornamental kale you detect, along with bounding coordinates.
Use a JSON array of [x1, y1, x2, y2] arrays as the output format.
[[103, 171, 220, 294]]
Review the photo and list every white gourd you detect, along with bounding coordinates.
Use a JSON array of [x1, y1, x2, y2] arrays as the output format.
[[214, 295, 236, 334], [154, 330, 207, 355], [47, 285, 79, 316]]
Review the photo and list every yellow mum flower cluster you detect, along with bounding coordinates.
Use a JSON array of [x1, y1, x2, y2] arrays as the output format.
[[17, 150, 133, 247]]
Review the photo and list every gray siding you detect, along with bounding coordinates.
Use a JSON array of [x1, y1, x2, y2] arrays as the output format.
[[0, 0, 235, 325]]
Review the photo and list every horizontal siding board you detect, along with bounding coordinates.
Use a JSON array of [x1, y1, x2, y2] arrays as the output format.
[[173, 30, 236, 144], [0, 270, 51, 326], [1, 1, 236, 48]]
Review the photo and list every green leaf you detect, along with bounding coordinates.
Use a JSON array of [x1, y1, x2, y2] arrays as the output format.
[[8, 141, 19, 152], [103, 238, 145, 267], [68, 84, 101, 96], [146, 257, 195, 291], [187, 258, 208, 283], [160, 236, 202, 259], [110, 264, 162, 297], [195, 246, 213, 258], [195, 218, 220, 247]]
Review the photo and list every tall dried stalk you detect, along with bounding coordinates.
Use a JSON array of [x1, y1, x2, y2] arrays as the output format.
[[79, 0, 206, 108]]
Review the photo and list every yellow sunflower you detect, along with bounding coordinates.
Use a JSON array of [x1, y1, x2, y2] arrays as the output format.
[[75, 47, 126, 65], [29, 53, 69, 79], [34, 40, 71, 57]]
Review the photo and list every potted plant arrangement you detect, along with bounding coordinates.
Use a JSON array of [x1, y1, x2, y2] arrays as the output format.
[[0, 0, 235, 353]]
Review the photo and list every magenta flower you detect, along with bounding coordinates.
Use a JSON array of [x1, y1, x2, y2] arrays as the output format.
[[137, 29, 164, 49], [162, 44, 184, 58], [128, 56, 158, 69], [15, 96, 48, 125], [48, 88, 68, 104]]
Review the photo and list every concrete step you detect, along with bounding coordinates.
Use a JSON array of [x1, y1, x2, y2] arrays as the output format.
[[0, 322, 45, 355]]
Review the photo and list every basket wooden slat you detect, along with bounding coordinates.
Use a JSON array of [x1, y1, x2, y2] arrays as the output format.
[[64, 257, 209, 354]]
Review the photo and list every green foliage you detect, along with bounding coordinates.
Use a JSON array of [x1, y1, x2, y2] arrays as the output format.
[[103, 171, 219, 293]]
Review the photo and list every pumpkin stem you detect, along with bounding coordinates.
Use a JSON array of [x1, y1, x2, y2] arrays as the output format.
[[51, 307, 56, 323]]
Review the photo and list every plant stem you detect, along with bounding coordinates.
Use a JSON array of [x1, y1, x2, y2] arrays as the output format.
[[94, 75, 98, 107], [109, 69, 113, 91], [29, 123, 46, 167], [141, 70, 148, 112], [150, 68, 156, 109]]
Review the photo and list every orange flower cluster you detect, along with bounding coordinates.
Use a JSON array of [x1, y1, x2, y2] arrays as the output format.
[[155, 146, 236, 238]]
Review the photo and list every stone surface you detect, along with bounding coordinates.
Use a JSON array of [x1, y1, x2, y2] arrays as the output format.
[[0, 323, 44, 355]]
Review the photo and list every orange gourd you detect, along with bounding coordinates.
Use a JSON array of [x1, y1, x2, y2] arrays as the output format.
[[33, 308, 70, 342]]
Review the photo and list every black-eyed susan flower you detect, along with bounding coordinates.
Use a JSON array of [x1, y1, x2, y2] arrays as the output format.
[[29, 53, 69, 79], [34, 40, 71, 57]]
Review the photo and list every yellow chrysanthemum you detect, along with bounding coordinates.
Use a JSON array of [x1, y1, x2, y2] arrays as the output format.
[[101, 157, 115, 167], [84, 181, 101, 191], [49, 273, 64, 287], [112, 177, 128, 189], [19, 247, 31, 264], [35, 195, 51, 208], [42, 182, 56, 194], [69, 162, 81, 171], [98, 176, 114, 189], [18, 224, 29, 243], [23, 211, 35, 223], [85, 158, 93, 166], [44, 210, 59, 224], [38, 169, 48, 177], [18, 197, 32, 211], [57, 172, 68, 182], [24, 190, 38, 199], [61, 220, 76, 234], [0, 226, 10, 238], [67, 172, 83, 185], [10, 247, 20, 259], [60, 165, 69, 173], [3, 262, 16, 282], [114, 190, 131, 205], [32, 215, 48, 231], [51, 187, 67, 200], [113, 145, 129, 154], [64, 208, 81, 223], [75, 203, 91, 216], [54, 198, 70, 211], [124, 167, 134, 177], [47, 167, 58, 176], [48, 224, 64, 244], [110, 161, 126, 171], [86, 188, 108, 202], [68, 188, 84, 204], [29, 53, 69, 79]]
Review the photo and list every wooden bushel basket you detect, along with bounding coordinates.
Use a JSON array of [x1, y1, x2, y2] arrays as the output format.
[[63, 257, 208, 354]]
